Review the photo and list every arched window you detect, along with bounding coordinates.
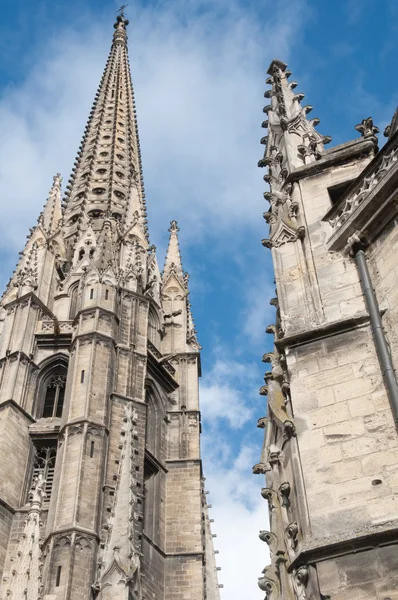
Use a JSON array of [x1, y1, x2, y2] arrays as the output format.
[[36, 356, 68, 420], [43, 375, 66, 418], [148, 305, 161, 349], [30, 440, 57, 503], [69, 283, 79, 320], [143, 386, 165, 544]]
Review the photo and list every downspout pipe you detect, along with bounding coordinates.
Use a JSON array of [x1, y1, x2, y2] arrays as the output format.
[[355, 248, 398, 424]]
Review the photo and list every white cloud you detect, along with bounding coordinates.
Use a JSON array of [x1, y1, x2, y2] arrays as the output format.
[[202, 440, 269, 599], [200, 350, 260, 428], [0, 0, 308, 270], [0, 2, 308, 598], [243, 274, 276, 345]]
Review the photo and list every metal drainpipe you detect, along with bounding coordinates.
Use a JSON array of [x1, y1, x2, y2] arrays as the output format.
[[355, 248, 398, 424]]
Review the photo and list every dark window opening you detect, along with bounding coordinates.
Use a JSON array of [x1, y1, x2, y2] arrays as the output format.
[[90, 289, 94, 299], [56, 566, 62, 587], [81, 370, 85, 383], [90, 441, 95, 458], [69, 284, 79, 319], [143, 454, 160, 543], [42, 375, 66, 418], [78, 248, 85, 261], [30, 440, 57, 503], [105, 290, 109, 300], [328, 180, 354, 206]]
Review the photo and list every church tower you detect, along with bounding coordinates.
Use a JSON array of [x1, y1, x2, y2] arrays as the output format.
[[0, 14, 220, 600], [256, 59, 398, 600]]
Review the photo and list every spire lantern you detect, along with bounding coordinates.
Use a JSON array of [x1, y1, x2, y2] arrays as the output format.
[[113, 14, 129, 45]]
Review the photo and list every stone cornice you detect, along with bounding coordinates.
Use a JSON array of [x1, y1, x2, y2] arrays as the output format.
[[43, 524, 99, 547], [0, 399, 35, 423], [275, 312, 371, 350], [289, 523, 398, 571], [3, 291, 56, 319], [326, 130, 398, 251], [0, 350, 38, 369], [147, 350, 178, 393], [58, 418, 109, 437], [0, 494, 16, 515], [286, 137, 376, 185]]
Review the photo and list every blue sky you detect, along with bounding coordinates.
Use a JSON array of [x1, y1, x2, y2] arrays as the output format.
[[0, 0, 397, 596]]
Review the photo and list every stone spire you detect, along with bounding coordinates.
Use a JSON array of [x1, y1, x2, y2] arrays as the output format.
[[1, 474, 45, 599], [0, 173, 65, 303], [258, 60, 331, 251], [259, 59, 331, 173], [161, 221, 200, 352], [62, 14, 148, 247], [39, 173, 63, 236], [163, 220, 184, 282]]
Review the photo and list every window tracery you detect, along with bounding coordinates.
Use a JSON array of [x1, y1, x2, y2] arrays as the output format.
[[30, 441, 57, 503], [42, 375, 66, 418]]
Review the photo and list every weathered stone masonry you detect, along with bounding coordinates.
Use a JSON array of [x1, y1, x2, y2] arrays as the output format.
[[0, 14, 220, 600], [256, 59, 398, 600]]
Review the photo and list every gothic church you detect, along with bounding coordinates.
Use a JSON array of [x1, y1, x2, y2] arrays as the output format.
[[0, 15, 220, 600], [257, 59, 398, 600]]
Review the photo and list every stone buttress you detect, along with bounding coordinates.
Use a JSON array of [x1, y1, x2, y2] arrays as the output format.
[[0, 14, 219, 600], [256, 59, 398, 600]]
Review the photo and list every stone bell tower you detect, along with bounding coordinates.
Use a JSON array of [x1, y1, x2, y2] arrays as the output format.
[[0, 14, 220, 600], [256, 59, 398, 600]]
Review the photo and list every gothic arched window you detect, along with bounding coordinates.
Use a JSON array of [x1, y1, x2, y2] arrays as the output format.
[[143, 386, 165, 544], [148, 305, 161, 349], [69, 283, 79, 320], [36, 356, 68, 420], [42, 375, 66, 418], [30, 440, 57, 503]]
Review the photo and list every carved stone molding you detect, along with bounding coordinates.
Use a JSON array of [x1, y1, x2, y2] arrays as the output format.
[[329, 138, 398, 234], [258, 564, 281, 599], [259, 530, 279, 553]]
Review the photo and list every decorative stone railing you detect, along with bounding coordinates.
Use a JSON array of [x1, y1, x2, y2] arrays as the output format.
[[36, 320, 73, 334], [327, 132, 398, 251]]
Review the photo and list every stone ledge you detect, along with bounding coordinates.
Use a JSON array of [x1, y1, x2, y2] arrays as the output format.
[[285, 138, 375, 184], [0, 399, 35, 423], [289, 522, 398, 570], [275, 313, 371, 350]]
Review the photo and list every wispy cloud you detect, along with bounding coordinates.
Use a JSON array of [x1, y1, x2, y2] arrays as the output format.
[[0, 1, 308, 598]]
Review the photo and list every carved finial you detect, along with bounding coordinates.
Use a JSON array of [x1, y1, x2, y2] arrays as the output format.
[[355, 117, 379, 139], [168, 220, 180, 233]]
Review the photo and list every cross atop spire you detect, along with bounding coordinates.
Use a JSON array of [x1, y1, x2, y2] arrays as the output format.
[[62, 13, 148, 249]]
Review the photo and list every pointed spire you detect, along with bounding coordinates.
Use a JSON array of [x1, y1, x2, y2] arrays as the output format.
[[259, 59, 331, 173], [39, 173, 63, 236], [163, 220, 184, 281], [62, 13, 148, 247]]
